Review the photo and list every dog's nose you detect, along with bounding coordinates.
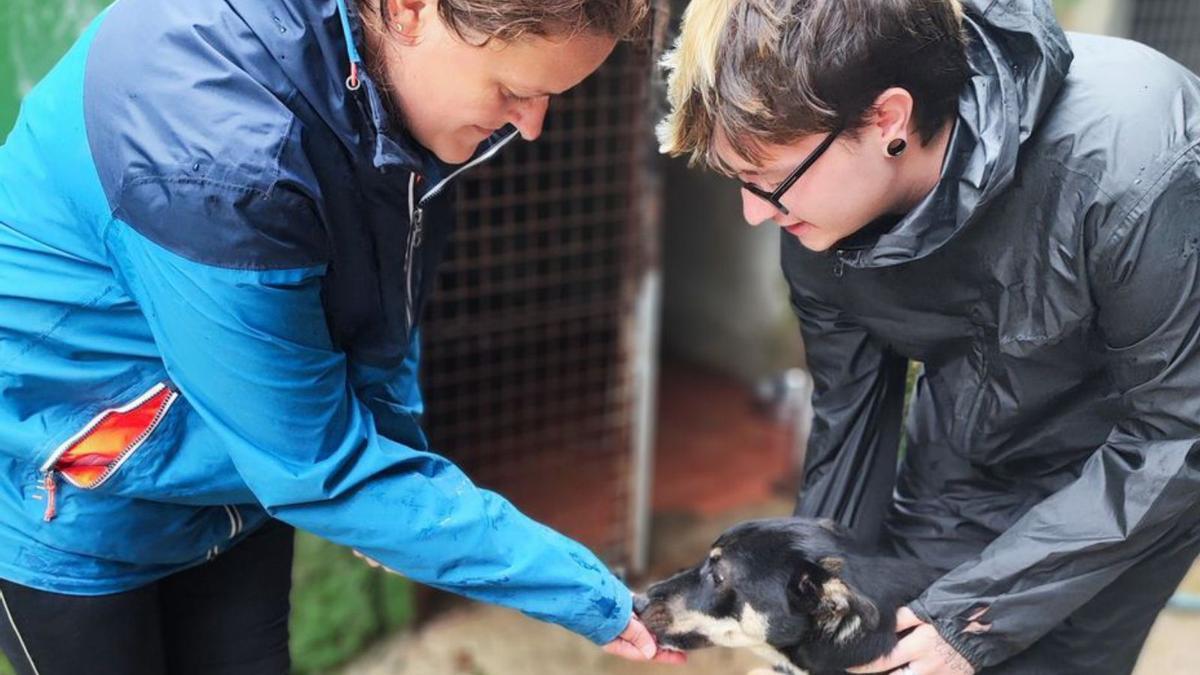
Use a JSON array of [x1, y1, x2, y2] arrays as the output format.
[[633, 593, 650, 615]]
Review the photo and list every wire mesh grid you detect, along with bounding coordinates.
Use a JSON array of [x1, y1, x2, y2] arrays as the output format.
[[1129, 0, 1200, 73], [418, 16, 664, 568]]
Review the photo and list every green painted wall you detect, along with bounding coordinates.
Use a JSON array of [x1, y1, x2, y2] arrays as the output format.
[[0, 0, 110, 141]]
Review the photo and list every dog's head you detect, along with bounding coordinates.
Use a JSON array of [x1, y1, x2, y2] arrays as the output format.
[[636, 518, 882, 657]]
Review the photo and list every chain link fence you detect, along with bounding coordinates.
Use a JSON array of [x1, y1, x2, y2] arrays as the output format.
[[420, 5, 667, 570], [1129, 0, 1200, 73]]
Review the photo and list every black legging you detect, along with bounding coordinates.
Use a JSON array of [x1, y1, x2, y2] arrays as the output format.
[[0, 519, 293, 675]]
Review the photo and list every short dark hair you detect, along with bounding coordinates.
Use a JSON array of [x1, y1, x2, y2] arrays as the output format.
[[659, 0, 970, 171], [368, 0, 650, 44]]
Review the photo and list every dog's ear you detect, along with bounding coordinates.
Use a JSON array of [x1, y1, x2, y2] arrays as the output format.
[[787, 559, 830, 614], [790, 558, 880, 644]]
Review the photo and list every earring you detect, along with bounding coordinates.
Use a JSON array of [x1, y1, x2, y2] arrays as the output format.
[[886, 138, 907, 157]]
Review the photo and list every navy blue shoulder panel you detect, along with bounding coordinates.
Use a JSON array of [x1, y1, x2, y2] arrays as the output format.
[[84, 0, 329, 269]]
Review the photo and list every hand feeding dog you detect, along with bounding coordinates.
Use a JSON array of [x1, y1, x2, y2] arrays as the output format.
[[635, 518, 939, 675]]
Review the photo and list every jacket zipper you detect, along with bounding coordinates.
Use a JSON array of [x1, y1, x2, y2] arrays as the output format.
[[223, 504, 243, 539], [833, 250, 847, 278], [404, 174, 423, 330], [402, 130, 519, 329], [42, 473, 58, 522], [39, 381, 179, 522], [199, 505, 244, 562]]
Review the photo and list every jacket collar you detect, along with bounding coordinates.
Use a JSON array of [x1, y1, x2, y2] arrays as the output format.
[[840, 0, 1073, 269], [228, 0, 516, 176]]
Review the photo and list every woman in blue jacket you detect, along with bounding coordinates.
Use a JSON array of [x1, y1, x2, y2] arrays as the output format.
[[0, 0, 683, 672]]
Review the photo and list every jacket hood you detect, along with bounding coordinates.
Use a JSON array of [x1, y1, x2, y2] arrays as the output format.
[[847, 0, 1074, 268]]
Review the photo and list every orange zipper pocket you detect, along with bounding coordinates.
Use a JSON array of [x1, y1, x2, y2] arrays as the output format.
[[39, 382, 179, 519]]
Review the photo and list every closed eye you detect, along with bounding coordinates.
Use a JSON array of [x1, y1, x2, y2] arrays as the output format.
[[739, 172, 783, 193], [709, 567, 725, 586], [501, 87, 543, 104]]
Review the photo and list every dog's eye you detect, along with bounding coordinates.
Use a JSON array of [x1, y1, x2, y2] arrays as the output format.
[[710, 568, 725, 586]]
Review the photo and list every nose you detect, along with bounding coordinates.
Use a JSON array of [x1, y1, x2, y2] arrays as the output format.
[[633, 593, 651, 615], [741, 188, 782, 227], [510, 96, 550, 141]]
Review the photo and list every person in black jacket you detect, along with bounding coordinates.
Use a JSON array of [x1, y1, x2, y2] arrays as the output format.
[[658, 0, 1200, 673]]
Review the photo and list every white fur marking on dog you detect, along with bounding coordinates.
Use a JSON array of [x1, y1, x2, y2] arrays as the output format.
[[748, 667, 807, 675], [834, 615, 861, 645], [666, 598, 771, 648], [749, 645, 805, 674]]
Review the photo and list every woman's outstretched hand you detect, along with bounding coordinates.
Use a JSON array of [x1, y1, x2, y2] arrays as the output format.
[[603, 615, 688, 664]]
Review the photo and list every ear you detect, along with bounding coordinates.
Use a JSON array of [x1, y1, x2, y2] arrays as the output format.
[[384, 0, 432, 43], [813, 573, 881, 644], [787, 559, 830, 614], [869, 87, 916, 156], [790, 557, 881, 644]]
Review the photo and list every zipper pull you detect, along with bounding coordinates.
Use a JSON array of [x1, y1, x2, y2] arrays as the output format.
[[42, 473, 58, 522], [833, 251, 846, 278], [412, 207, 424, 247]]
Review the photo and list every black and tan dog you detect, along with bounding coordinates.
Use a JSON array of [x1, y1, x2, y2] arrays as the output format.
[[636, 518, 939, 675]]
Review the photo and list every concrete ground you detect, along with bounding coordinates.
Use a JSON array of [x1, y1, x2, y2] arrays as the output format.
[[341, 363, 1200, 675]]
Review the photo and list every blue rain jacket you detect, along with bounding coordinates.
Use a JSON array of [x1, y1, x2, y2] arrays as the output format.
[[0, 0, 629, 644]]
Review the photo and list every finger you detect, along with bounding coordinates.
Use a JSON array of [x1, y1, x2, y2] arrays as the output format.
[[896, 606, 924, 631], [621, 617, 658, 659], [652, 649, 688, 664], [845, 655, 901, 673], [846, 634, 920, 673], [603, 640, 648, 661]]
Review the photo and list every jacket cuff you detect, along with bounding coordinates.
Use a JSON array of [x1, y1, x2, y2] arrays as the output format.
[[584, 581, 632, 645], [909, 599, 991, 671]]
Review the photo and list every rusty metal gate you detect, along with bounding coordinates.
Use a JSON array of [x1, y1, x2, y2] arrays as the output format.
[[418, 8, 667, 572]]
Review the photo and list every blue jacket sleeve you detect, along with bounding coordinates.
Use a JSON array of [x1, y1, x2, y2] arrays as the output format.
[[103, 219, 631, 644], [349, 330, 427, 444]]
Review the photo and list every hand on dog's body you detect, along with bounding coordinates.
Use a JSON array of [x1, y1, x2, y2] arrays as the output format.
[[846, 607, 974, 675], [637, 518, 948, 675]]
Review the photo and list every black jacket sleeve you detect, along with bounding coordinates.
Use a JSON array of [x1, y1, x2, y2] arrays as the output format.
[[912, 152, 1200, 668], [786, 259, 909, 545]]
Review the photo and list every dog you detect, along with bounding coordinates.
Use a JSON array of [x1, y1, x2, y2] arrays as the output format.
[[635, 517, 939, 675]]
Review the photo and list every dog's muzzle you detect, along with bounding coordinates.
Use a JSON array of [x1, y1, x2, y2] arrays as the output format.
[[633, 593, 651, 615]]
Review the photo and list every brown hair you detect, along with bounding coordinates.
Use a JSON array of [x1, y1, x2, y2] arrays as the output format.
[[366, 0, 650, 44], [658, 0, 969, 172]]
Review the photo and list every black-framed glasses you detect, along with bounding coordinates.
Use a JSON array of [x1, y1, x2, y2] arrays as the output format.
[[740, 128, 842, 216]]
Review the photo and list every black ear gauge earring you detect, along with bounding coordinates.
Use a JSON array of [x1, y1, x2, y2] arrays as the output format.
[[887, 138, 908, 157]]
